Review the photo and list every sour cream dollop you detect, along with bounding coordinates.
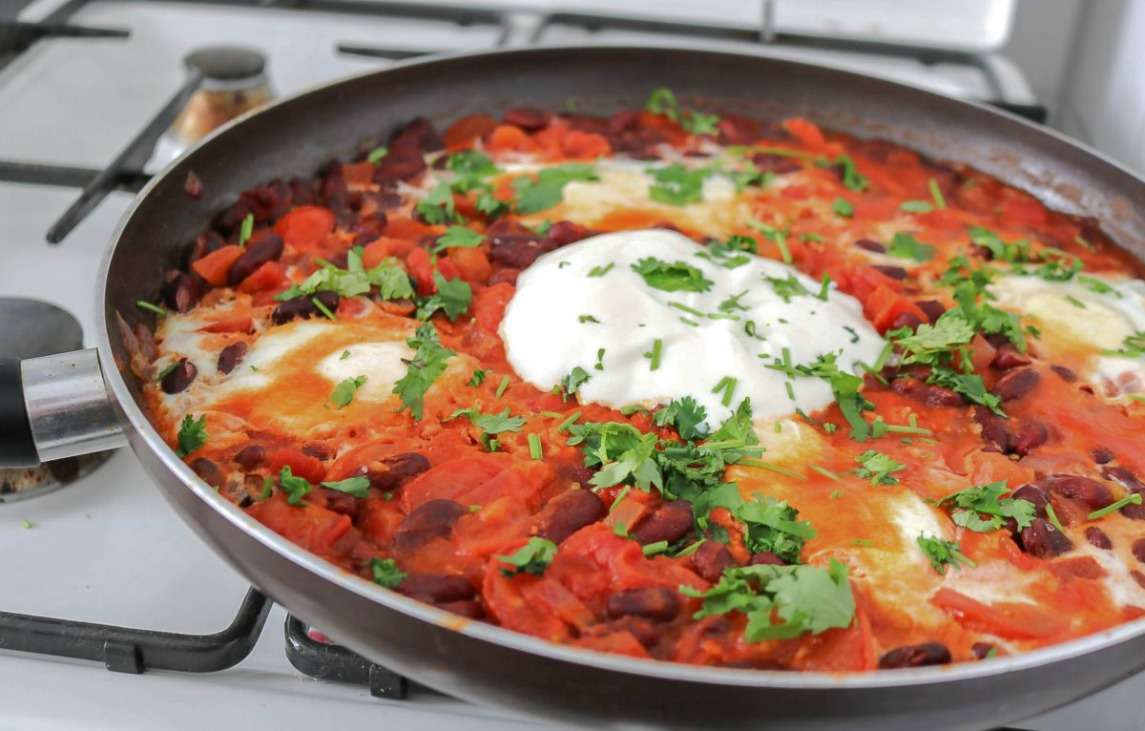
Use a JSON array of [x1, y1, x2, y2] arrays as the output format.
[[500, 229, 884, 426]]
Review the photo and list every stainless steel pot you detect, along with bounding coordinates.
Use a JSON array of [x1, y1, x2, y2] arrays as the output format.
[[3, 45, 1145, 730]]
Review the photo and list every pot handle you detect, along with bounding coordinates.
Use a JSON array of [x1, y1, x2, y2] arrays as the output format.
[[0, 350, 126, 468]]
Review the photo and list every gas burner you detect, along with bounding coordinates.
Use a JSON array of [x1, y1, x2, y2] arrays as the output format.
[[154, 45, 273, 167], [0, 298, 112, 502]]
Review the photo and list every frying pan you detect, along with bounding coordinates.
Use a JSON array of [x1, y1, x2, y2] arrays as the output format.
[[2, 45, 1145, 730]]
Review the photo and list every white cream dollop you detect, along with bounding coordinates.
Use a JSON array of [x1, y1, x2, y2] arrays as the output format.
[[500, 229, 884, 426]]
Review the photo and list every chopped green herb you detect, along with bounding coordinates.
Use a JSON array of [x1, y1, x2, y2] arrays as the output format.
[[588, 262, 615, 277], [1104, 332, 1145, 359], [642, 540, 670, 557], [21, 519, 35, 529], [900, 200, 933, 213], [279, 466, 312, 506], [887, 232, 936, 262], [417, 272, 472, 321], [431, 226, 485, 254], [748, 220, 792, 264], [631, 257, 713, 293], [238, 213, 254, 246], [643, 338, 663, 371], [594, 347, 606, 371], [528, 433, 544, 460], [468, 369, 486, 387], [653, 396, 709, 440], [928, 178, 946, 209], [370, 557, 405, 588], [646, 163, 710, 206], [645, 87, 679, 120], [579, 314, 601, 324], [832, 197, 854, 218], [765, 274, 812, 303], [832, 154, 868, 192], [513, 164, 599, 214], [1064, 294, 1087, 309], [917, 534, 974, 574], [176, 414, 207, 457], [561, 366, 591, 395], [939, 481, 1036, 532], [367, 146, 388, 163], [853, 450, 905, 485], [330, 375, 366, 408], [135, 300, 167, 317], [497, 537, 558, 576], [1088, 493, 1144, 520], [415, 182, 459, 224], [320, 476, 371, 498], [495, 374, 511, 398], [311, 295, 336, 320], [393, 323, 454, 420], [712, 376, 738, 407], [809, 464, 840, 481]]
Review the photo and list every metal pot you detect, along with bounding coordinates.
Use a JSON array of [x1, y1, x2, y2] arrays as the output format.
[[3, 46, 1144, 730]]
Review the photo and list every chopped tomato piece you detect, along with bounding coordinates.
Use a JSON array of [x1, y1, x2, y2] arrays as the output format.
[[405, 247, 435, 295], [487, 124, 536, 153], [562, 131, 610, 159], [198, 315, 253, 334], [444, 114, 497, 149], [273, 205, 335, 252], [931, 587, 1068, 640], [448, 246, 492, 285], [267, 447, 327, 484], [361, 236, 416, 267], [191, 245, 244, 287], [236, 260, 285, 294], [471, 282, 514, 334]]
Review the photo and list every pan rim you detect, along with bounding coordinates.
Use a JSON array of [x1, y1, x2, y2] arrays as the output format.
[[97, 42, 1145, 692]]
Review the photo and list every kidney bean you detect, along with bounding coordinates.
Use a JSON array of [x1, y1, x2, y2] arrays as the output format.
[[398, 573, 475, 603], [994, 367, 1040, 401], [750, 152, 801, 174], [1018, 518, 1073, 558], [606, 587, 680, 622], [228, 235, 284, 285], [1011, 484, 1049, 518], [234, 444, 266, 471], [190, 457, 223, 488], [438, 599, 484, 620], [974, 406, 1013, 453], [502, 106, 550, 131], [544, 220, 596, 248], [872, 265, 908, 280], [363, 452, 431, 492], [971, 642, 996, 660], [1102, 466, 1145, 519], [215, 197, 254, 233], [302, 443, 333, 461], [854, 238, 886, 253], [692, 541, 735, 581], [1012, 420, 1049, 456], [162, 271, 205, 313], [750, 551, 786, 566], [1132, 571, 1145, 591], [878, 642, 951, 668], [715, 114, 764, 145], [389, 116, 443, 152], [161, 359, 197, 394], [375, 149, 427, 186], [189, 229, 227, 264], [630, 500, 693, 545], [1051, 364, 1077, 383], [1133, 539, 1145, 564], [889, 312, 923, 332], [1038, 474, 1113, 509], [395, 499, 466, 550], [271, 297, 315, 324], [536, 489, 605, 544], [893, 378, 963, 408], [1085, 527, 1113, 550], [1092, 448, 1115, 464], [991, 344, 1031, 370], [607, 617, 659, 648], [915, 299, 945, 324], [488, 232, 548, 269], [216, 341, 247, 375]]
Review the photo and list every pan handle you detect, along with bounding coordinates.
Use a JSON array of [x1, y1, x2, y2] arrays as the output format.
[[0, 350, 126, 468]]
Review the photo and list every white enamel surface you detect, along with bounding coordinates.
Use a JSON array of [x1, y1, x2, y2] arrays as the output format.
[[316, 341, 413, 402], [501, 229, 884, 426]]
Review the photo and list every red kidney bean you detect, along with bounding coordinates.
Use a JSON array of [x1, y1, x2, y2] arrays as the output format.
[[190, 457, 223, 488], [630, 500, 693, 544], [362, 452, 431, 492], [502, 106, 550, 131], [438, 599, 484, 620], [161, 271, 205, 313], [915, 299, 945, 324], [750, 551, 786, 566], [376, 149, 427, 186], [215, 197, 254, 233], [234, 444, 266, 471], [398, 573, 475, 603], [161, 359, 197, 394], [1134, 539, 1145, 564], [561, 113, 611, 136], [607, 617, 659, 648], [872, 265, 908, 280], [184, 171, 203, 199], [1038, 474, 1113, 509], [302, 443, 333, 461], [289, 177, 317, 206], [1050, 364, 1077, 382], [536, 489, 605, 544], [271, 297, 316, 325], [750, 152, 801, 174], [1132, 571, 1145, 591], [991, 344, 1031, 370], [716, 114, 764, 145], [395, 499, 466, 550], [1085, 526, 1113, 550], [692, 541, 735, 581], [1092, 448, 1115, 464], [189, 229, 227, 263], [608, 110, 640, 133], [544, 220, 596, 248], [994, 367, 1040, 401], [216, 341, 248, 375], [974, 406, 1014, 453], [391, 117, 444, 152], [228, 235, 284, 285], [1102, 466, 1145, 519], [892, 377, 964, 408], [971, 642, 996, 660], [488, 232, 548, 269], [889, 312, 923, 331], [854, 238, 886, 253], [1011, 484, 1049, 518], [1012, 420, 1049, 456], [1018, 518, 1073, 558], [606, 587, 680, 622], [878, 643, 951, 668]]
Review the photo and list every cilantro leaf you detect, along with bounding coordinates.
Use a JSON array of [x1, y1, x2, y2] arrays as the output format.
[[417, 272, 472, 321], [431, 226, 484, 255], [513, 164, 599, 214], [887, 232, 935, 262], [737, 495, 816, 564], [370, 557, 406, 588], [784, 352, 874, 441], [497, 537, 558, 576], [653, 396, 710, 440], [631, 257, 714, 293], [940, 481, 1036, 532], [682, 111, 720, 135], [176, 414, 207, 457], [854, 450, 905, 485], [275, 247, 412, 302], [645, 87, 679, 120], [415, 182, 458, 225], [646, 164, 710, 206], [917, 533, 976, 574], [320, 476, 371, 498], [969, 226, 1031, 263], [330, 375, 367, 408], [393, 323, 454, 420], [765, 274, 812, 303], [832, 154, 868, 192], [449, 407, 526, 436], [279, 466, 311, 506], [446, 150, 498, 178], [561, 366, 592, 396], [832, 197, 854, 218]]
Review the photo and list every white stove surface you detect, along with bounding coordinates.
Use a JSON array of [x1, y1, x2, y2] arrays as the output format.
[[0, 2, 1134, 729]]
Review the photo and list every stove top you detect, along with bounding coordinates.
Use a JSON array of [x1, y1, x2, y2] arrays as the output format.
[[0, 2, 1136, 729]]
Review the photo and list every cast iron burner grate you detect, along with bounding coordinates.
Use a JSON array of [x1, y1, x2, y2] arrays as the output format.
[[0, 587, 413, 699]]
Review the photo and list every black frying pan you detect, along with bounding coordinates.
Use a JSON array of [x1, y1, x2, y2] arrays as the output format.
[[3, 45, 1145, 730]]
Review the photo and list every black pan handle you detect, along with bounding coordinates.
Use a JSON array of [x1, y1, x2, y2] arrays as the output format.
[[0, 358, 38, 467], [0, 350, 126, 468]]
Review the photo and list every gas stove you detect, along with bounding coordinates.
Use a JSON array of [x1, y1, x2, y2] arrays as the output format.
[[0, 1, 1139, 729]]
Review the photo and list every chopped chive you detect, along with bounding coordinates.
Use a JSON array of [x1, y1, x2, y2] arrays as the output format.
[[238, 213, 254, 246], [882, 423, 934, 436], [587, 262, 615, 277], [829, 489, 843, 499], [809, 464, 841, 481], [135, 300, 167, 317], [643, 338, 663, 371], [784, 380, 795, 400], [495, 375, 510, 398], [578, 314, 601, 324], [668, 301, 705, 318], [738, 458, 803, 479], [774, 231, 792, 264], [642, 540, 669, 557], [557, 410, 582, 433], [712, 375, 738, 407], [527, 433, 543, 460], [1088, 493, 1143, 520], [1074, 234, 1094, 251], [608, 485, 631, 514], [679, 316, 700, 327], [929, 178, 946, 209], [816, 273, 831, 301], [673, 539, 706, 558], [155, 361, 179, 382], [1064, 294, 1087, 309], [594, 347, 606, 371], [1045, 503, 1066, 533], [20, 519, 34, 529], [367, 146, 388, 163], [311, 296, 336, 320], [539, 410, 562, 418]]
